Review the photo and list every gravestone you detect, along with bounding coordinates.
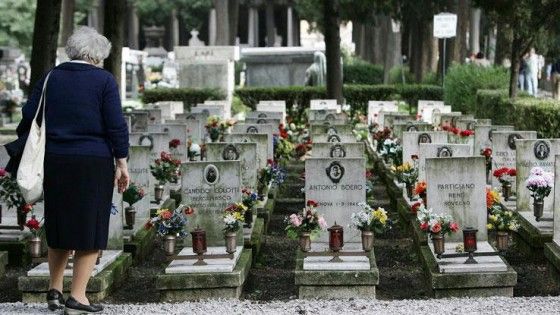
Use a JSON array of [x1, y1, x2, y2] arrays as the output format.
[[129, 132, 169, 160], [154, 102, 184, 121], [308, 110, 347, 123], [245, 118, 281, 126], [515, 139, 560, 214], [473, 125, 514, 153], [206, 143, 258, 190], [418, 143, 472, 181], [223, 133, 269, 168], [174, 46, 240, 101], [190, 105, 222, 117], [312, 142, 365, 158], [455, 119, 478, 131], [246, 111, 283, 121], [176, 112, 209, 122], [310, 99, 339, 110], [256, 101, 286, 123], [127, 146, 151, 231], [232, 124, 275, 159], [367, 101, 398, 125], [310, 124, 353, 136], [491, 131, 537, 189], [314, 133, 356, 143], [379, 112, 414, 129], [164, 119, 205, 144], [139, 108, 162, 125], [108, 188, 125, 250], [392, 122, 433, 141], [147, 124, 189, 161], [425, 157, 487, 242], [203, 100, 231, 119], [305, 158, 366, 243], [553, 155, 560, 245], [417, 100, 445, 123], [126, 111, 149, 132], [402, 131, 448, 164], [182, 161, 242, 246]]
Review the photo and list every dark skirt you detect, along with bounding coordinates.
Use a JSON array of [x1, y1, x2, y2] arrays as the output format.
[[43, 153, 114, 250]]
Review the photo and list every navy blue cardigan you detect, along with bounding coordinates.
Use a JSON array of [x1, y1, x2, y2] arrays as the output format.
[[17, 62, 129, 159]]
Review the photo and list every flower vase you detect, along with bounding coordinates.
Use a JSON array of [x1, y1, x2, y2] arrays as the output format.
[[210, 130, 220, 143], [534, 198, 544, 222], [224, 232, 237, 254], [125, 206, 136, 228], [496, 231, 509, 252], [29, 236, 41, 258], [243, 207, 254, 228], [502, 182, 512, 201], [154, 184, 164, 203], [163, 235, 176, 256], [361, 230, 374, 252], [431, 233, 445, 257], [406, 184, 414, 201], [299, 232, 311, 252]]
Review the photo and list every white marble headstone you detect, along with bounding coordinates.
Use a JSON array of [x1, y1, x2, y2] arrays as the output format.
[[418, 143, 472, 181], [491, 131, 537, 189], [402, 131, 448, 164]]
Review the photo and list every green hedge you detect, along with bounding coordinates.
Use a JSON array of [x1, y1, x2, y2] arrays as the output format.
[[343, 60, 384, 85], [444, 64, 509, 115], [476, 89, 560, 138], [142, 88, 225, 109]]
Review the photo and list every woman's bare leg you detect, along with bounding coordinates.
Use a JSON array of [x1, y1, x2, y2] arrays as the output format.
[[70, 250, 98, 305], [48, 248, 71, 292]]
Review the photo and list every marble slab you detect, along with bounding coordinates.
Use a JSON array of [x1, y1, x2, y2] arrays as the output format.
[[429, 242, 507, 273], [0, 231, 26, 241], [519, 211, 554, 234], [165, 246, 243, 274], [27, 250, 122, 277], [303, 242, 370, 271]]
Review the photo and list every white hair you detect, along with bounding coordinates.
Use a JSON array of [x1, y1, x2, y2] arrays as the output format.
[[65, 26, 111, 64]]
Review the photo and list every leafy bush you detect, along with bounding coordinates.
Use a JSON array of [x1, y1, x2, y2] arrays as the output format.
[[388, 65, 415, 85], [343, 59, 384, 85], [142, 88, 224, 110], [444, 64, 509, 114]]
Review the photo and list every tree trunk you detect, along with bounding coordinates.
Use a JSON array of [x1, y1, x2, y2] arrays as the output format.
[[214, 0, 229, 45], [59, 0, 74, 46], [469, 7, 481, 54], [323, 0, 343, 103], [29, 0, 62, 94], [509, 34, 522, 98], [228, 0, 240, 45], [383, 18, 401, 84], [372, 15, 384, 65], [495, 21, 512, 66], [265, 1, 275, 47], [103, 0, 125, 88], [352, 20, 362, 59]]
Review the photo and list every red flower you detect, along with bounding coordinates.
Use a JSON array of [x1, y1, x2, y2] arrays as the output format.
[[442, 125, 450, 131], [493, 167, 512, 178], [431, 223, 442, 234], [307, 200, 318, 208], [449, 222, 459, 233], [508, 168, 516, 176], [365, 170, 373, 179], [169, 139, 181, 149], [451, 127, 460, 135], [160, 210, 172, 220], [184, 207, 194, 215], [481, 148, 492, 158], [160, 151, 172, 161], [267, 159, 274, 165], [420, 222, 429, 231], [0, 168, 6, 177], [411, 202, 422, 214], [144, 221, 153, 230], [460, 130, 474, 137], [21, 204, 33, 214], [25, 216, 40, 230]]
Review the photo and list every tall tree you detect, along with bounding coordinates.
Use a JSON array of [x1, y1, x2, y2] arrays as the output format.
[[228, 0, 239, 45], [59, 0, 75, 46], [29, 0, 62, 94], [103, 0, 125, 86], [213, 0, 229, 45], [323, 0, 343, 102]]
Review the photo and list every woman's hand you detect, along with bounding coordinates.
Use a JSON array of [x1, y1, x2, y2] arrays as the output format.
[[115, 158, 130, 193]]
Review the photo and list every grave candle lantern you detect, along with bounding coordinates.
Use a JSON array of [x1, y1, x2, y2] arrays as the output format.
[[463, 227, 478, 264], [191, 226, 207, 255], [328, 222, 344, 252]]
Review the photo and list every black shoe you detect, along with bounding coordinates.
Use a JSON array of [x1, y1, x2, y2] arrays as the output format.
[[64, 296, 103, 314], [46, 289, 65, 311]]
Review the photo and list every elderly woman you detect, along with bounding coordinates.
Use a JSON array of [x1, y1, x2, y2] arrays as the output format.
[[17, 27, 129, 314]]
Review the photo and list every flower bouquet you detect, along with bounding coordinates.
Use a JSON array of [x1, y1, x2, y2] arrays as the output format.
[[241, 188, 260, 227], [487, 204, 518, 251], [145, 206, 193, 255], [372, 127, 392, 153], [122, 182, 146, 228], [417, 207, 459, 257], [486, 187, 501, 209], [257, 159, 286, 195], [378, 138, 402, 165], [274, 135, 295, 163], [526, 167, 554, 221], [25, 215, 43, 258], [0, 168, 34, 229], [150, 152, 181, 201], [350, 202, 390, 251], [187, 139, 201, 161], [285, 200, 328, 252], [493, 167, 516, 201], [205, 115, 234, 142], [223, 203, 247, 253], [392, 162, 419, 200]]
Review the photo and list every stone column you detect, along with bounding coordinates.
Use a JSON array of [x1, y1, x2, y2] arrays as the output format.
[[209, 8, 217, 45], [248, 6, 259, 47], [127, 1, 139, 49], [287, 6, 293, 46], [266, 1, 275, 47], [214, 0, 229, 45], [170, 8, 180, 49]]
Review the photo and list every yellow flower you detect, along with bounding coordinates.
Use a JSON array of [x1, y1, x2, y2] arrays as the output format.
[[373, 208, 388, 225], [488, 215, 497, 222], [487, 223, 494, 230], [490, 190, 501, 204]]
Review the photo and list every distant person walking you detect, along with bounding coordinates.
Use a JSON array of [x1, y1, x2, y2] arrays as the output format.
[[525, 48, 540, 96], [550, 58, 560, 100]]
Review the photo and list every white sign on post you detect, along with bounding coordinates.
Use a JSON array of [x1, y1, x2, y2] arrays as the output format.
[[433, 13, 457, 38]]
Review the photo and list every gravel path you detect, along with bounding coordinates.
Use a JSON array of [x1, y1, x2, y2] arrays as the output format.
[[2, 296, 560, 314]]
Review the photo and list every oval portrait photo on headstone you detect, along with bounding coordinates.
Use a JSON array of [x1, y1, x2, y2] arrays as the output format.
[[325, 161, 345, 184], [329, 144, 346, 158], [418, 133, 432, 145], [257, 119, 267, 124], [138, 134, 154, 150], [222, 144, 239, 161], [437, 146, 453, 158], [534, 140, 550, 160], [508, 133, 523, 150], [258, 113, 268, 118], [246, 126, 259, 134], [325, 114, 336, 122], [203, 164, 220, 185], [407, 124, 418, 132], [327, 126, 338, 136], [328, 134, 341, 143]]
